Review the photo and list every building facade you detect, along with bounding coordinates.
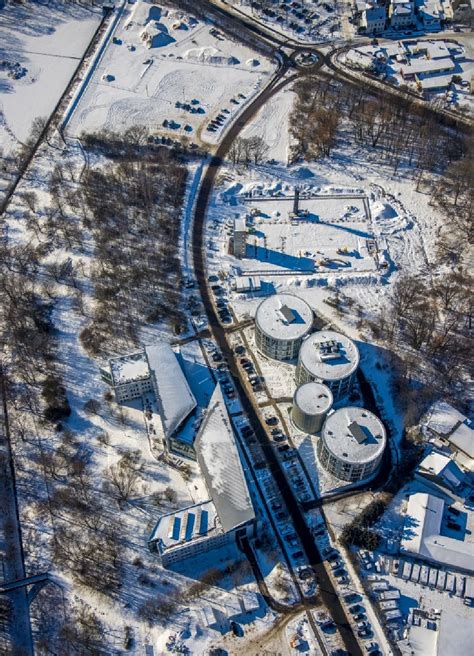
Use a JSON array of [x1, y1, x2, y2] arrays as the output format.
[[317, 406, 386, 482]]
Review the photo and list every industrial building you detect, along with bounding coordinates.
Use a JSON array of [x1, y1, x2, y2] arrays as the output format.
[[291, 382, 333, 434], [317, 406, 386, 482], [295, 330, 359, 400], [255, 293, 313, 361], [148, 385, 257, 566]]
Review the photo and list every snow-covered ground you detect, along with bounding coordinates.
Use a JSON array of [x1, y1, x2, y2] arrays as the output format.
[[0, 1, 101, 151], [66, 0, 274, 144]]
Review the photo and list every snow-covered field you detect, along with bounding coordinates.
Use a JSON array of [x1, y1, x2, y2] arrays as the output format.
[[66, 0, 274, 144], [0, 1, 101, 151]]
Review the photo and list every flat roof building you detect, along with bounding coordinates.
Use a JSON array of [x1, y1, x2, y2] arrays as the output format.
[[291, 382, 333, 434], [317, 407, 386, 482], [255, 293, 313, 362], [296, 330, 359, 400], [104, 350, 153, 403]]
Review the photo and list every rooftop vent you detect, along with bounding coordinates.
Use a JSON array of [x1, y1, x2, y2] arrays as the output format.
[[318, 339, 341, 361]]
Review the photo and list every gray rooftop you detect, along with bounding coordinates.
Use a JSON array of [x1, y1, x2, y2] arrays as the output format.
[[322, 406, 386, 465], [255, 293, 313, 341], [299, 330, 359, 381], [195, 384, 255, 533], [145, 343, 197, 439]]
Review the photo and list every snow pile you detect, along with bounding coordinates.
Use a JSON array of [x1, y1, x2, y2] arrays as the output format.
[[184, 46, 239, 66], [140, 24, 175, 49], [246, 58, 260, 67]]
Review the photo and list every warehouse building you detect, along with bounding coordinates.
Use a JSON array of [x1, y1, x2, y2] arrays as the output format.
[[291, 382, 333, 434], [317, 406, 386, 482], [295, 330, 359, 400], [148, 385, 256, 566], [255, 293, 313, 361]]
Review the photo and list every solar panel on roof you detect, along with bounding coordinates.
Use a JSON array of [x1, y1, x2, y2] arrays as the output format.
[[171, 516, 181, 541], [348, 421, 368, 444], [184, 512, 195, 541], [199, 509, 209, 535]]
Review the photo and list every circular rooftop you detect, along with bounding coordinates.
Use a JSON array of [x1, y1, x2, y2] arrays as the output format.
[[255, 294, 313, 341], [299, 330, 359, 381], [322, 407, 386, 465], [294, 382, 333, 417]]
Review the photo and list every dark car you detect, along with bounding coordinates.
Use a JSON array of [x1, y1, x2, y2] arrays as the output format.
[[292, 551, 303, 559], [278, 444, 290, 453], [265, 416, 278, 426]]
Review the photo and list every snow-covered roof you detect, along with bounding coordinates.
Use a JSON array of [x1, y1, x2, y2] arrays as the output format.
[[366, 6, 387, 20], [424, 400, 468, 437], [417, 451, 464, 488], [298, 330, 359, 382], [234, 217, 246, 232], [401, 57, 454, 77], [321, 407, 386, 465], [146, 343, 197, 439], [255, 293, 313, 341], [148, 500, 221, 553], [195, 384, 255, 533], [293, 382, 333, 417], [400, 492, 474, 573], [449, 422, 474, 459], [109, 350, 149, 385]]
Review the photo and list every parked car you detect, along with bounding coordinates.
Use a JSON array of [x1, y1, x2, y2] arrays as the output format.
[[265, 416, 278, 426]]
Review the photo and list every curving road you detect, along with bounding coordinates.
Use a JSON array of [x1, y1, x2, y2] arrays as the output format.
[[191, 58, 363, 656]]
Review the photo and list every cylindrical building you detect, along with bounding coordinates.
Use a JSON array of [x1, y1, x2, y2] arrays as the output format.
[[291, 382, 333, 434], [317, 407, 386, 482], [296, 330, 359, 400], [255, 293, 313, 362]]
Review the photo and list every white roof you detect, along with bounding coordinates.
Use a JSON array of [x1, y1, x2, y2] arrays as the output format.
[[294, 382, 333, 417], [401, 57, 454, 76], [425, 400, 468, 436], [148, 500, 221, 553], [255, 293, 313, 341], [234, 217, 246, 232], [321, 407, 386, 466], [401, 492, 474, 573], [449, 422, 474, 459], [195, 384, 255, 533], [298, 330, 359, 382], [418, 451, 463, 488], [110, 350, 149, 385], [146, 343, 197, 439]]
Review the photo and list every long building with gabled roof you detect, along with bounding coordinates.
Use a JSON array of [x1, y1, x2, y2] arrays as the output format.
[[148, 384, 257, 566]]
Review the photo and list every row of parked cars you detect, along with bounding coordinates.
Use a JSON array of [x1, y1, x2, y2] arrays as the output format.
[[209, 277, 233, 325]]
